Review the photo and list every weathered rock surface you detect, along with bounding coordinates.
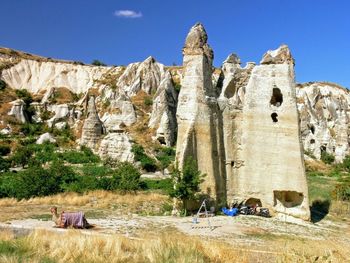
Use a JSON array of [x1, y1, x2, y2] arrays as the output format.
[[36, 132, 56, 144], [225, 45, 310, 220], [80, 97, 104, 150], [176, 23, 226, 205], [98, 130, 134, 162], [296, 82, 350, 163], [149, 71, 178, 146], [117, 56, 165, 96], [0, 54, 123, 94], [8, 99, 27, 123]]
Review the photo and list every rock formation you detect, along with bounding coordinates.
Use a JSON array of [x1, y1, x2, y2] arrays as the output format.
[[296, 82, 350, 163], [149, 71, 178, 146], [8, 99, 28, 123], [176, 23, 226, 206], [80, 96, 104, 150], [98, 125, 134, 162], [226, 45, 310, 220]]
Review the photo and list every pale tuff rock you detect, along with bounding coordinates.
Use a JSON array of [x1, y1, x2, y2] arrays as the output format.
[[54, 121, 67, 130], [80, 97, 104, 150], [0, 58, 123, 94], [183, 23, 213, 64], [8, 99, 27, 123], [36, 132, 56, 144], [296, 82, 350, 163], [46, 104, 70, 127], [260, 44, 294, 65], [101, 100, 136, 132], [98, 131, 134, 162], [117, 56, 165, 96], [149, 71, 178, 146], [227, 45, 310, 220], [0, 126, 12, 135], [176, 23, 226, 205]]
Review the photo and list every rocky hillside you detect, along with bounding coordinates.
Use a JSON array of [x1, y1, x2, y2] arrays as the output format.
[[0, 46, 349, 163]]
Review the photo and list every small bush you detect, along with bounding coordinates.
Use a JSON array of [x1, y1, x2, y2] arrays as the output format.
[[110, 162, 142, 192], [59, 146, 100, 164], [91, 60, 107, 66], [321, 151, 335, 164], [156, 147, 175, 170], [144, 97, 153, 106], [0, 156, 10, 172], [142, 178, 173, 193], [174, 83, 181, 93], [20, 123, 47, 136], [332, 179, 350, 201], [0, 80, 6, 91], [131, 144, 157, 172], [0, 144, 11, 156], [10, 145, 34, 168]]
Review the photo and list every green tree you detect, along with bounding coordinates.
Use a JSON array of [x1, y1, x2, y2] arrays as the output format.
[[131, 144, 157, 172], [170, 158, 205, 214], [11, 146, 34, 168]]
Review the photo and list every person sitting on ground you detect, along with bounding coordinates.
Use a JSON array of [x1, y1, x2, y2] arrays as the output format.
[[50, 206, 90, 229]]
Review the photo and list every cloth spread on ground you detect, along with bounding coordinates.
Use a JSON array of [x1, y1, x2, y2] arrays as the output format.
[[222, 207, 238, 216], [61, 212, 87, 228]]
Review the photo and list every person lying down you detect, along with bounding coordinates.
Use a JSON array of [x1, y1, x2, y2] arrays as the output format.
[[50, 206, 91, 229]]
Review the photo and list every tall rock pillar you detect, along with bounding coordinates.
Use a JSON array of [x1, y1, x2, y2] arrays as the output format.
[[81, 96, 104, 150], [232, 45, 310, 220], [175, 23, 226, 207]]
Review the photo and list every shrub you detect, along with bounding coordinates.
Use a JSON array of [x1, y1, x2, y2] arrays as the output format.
[[332, 177, 350, 201], [321, 151, 335, 164], [174, 83, 181, 93], [0, 156, 10, 172], [341, 155, 350, 172], [10, 145, 34, 168], [170, 158, 205, 213], [0, 80, 6, 91], [142, 178, 173, 193], [307, 171, 325, 177], [59, 146, 100, 164], [131, 145, 157, 172], [0, 144, 11, 156], [156, 147, 175, 170], [20, 123, 47, 136], [91, 60, 107, 66], [110, 162, 141, 192], [144, 97, 153, 106]]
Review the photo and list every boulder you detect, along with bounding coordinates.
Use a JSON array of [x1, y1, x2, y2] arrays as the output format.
[[36, 133, 56, 144], [98, 132, 134, 162]]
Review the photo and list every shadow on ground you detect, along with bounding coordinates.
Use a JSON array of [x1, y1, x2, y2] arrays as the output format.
[[310, 199, 330, 223]]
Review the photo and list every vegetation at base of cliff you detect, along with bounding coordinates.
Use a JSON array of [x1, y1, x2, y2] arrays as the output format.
[[170, 158, 205, 214], [131, 144, 157, 172], [320, 151, 335, 164], [0, 80, 6, 91], [307, 155, 350, 220]]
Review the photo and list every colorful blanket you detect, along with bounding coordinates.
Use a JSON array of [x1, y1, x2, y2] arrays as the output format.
[[61, 212, 88, 228]]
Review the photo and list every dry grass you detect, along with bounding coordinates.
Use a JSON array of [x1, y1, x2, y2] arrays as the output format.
[[305, 159, 331, 173], [1, 227, 349, 263], [0, 229, 249, 263], [0, 191, 170, 222]]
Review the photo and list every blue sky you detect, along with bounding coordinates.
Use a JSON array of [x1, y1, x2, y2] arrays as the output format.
[[0, 0, 349, 87]]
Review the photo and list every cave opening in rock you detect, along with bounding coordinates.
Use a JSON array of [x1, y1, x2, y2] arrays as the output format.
[[310, 139, 315, 144], [274, 191, 304, 208], [310, 125, 315, 134], [270, 87, 283, 107], [271, 113, 278, 122], [245, 198, 262, 207]]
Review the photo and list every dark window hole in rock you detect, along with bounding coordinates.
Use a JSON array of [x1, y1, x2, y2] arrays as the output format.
[[270, 87, 283, 107], [271, 113, 278, 122]]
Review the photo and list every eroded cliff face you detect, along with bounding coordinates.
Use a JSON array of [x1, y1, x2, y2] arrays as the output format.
[[176, 23, 226, 206], [296, 82, 350, 163]]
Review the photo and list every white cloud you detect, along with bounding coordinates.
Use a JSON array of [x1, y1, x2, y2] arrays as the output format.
[[114, 10, 143, 18]]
